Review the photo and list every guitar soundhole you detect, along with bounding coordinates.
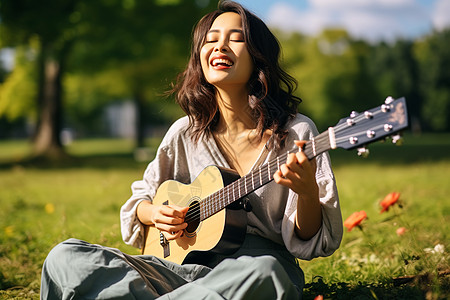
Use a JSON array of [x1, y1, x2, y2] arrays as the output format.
[[185, 199, 200, 235]]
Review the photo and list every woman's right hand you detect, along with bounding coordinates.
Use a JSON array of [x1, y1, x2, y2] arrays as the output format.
[[137, 201, 188, 240]]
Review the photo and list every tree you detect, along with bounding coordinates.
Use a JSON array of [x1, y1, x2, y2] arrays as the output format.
[[414, 29, 450, 131], [368, 40, 421, 132], [1, 0, 81, 159], [280, 29, 377, 130], [0, 0, 217, 159], [63, 0, 217, 147]]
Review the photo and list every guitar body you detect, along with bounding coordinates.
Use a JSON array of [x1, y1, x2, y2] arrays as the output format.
[[142, 165, 247, 265]]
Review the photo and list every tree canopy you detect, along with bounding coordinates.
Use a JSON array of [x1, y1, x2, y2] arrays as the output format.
[[0, 0, 217, 158], [1, 1, 450, 161]]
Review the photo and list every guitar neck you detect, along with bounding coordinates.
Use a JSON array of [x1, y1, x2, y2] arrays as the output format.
[[199, 129, 333, 221]]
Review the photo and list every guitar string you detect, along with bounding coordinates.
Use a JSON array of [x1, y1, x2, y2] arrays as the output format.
[[183, 151, 287, 223], [332, 105, 390, 134], [183, 132, 332, 223], [333, 124, 388, 144], [184, 132, 332, 222], [184, 103, 399, 223], [184, 135, 335, 223]]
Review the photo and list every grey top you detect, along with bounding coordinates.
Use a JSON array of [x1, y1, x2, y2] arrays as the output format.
[[120, 114, 343, 260]]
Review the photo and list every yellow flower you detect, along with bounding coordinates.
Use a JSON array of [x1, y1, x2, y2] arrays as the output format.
[[4, 225, 14, 237], [45, 203, 55, 214]]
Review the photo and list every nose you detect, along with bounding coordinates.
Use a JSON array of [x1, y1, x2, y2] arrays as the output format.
[[214, 37, 229, 52]]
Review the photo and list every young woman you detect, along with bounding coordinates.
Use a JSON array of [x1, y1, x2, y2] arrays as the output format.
[[41, 1, 342, 299]]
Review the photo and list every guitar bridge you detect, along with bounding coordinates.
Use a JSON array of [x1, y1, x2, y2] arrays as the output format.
[[159, 200, 170, 258], [160, 232, 170, 258]]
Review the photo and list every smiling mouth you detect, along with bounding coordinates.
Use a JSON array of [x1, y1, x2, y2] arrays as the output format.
[[211, 58, 234, 67]]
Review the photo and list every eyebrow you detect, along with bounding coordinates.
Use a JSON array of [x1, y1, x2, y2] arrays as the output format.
[[207, 29, 244, 34]]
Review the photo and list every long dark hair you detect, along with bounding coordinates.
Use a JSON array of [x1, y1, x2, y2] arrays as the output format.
[[172, 0, 301, 149]]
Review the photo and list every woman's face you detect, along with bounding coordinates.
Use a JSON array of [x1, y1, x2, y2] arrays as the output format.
[[200, 12, 254, 89]]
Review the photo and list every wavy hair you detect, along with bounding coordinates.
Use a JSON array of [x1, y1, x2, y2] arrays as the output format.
[[171, 0, 301, 149]]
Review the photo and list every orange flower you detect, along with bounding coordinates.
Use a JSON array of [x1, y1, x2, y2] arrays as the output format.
[[343, 211, 367, 231], [314, 296, 324, 300], [396, 227, 407, 236], [380, 192, 401, 213]]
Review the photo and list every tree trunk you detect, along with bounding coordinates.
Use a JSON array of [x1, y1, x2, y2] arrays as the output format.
[[32, 43, 67, 160]]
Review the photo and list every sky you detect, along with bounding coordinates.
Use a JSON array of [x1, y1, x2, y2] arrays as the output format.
[[235, 0, 450, 43]]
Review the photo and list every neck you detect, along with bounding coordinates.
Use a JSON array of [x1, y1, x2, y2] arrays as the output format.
[[214, 86, 255, 136]]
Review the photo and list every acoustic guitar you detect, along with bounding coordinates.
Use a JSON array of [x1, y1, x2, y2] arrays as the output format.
[[142, 97, 409, 265]]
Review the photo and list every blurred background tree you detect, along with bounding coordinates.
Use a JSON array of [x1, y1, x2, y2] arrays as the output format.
[[414, 29, 450, 132], [1, 0, 81, 159], [1, 0, 449, 161], [278, 28, 450, 133], [0, 0, 217, 159], [280, 29, 379, 131]]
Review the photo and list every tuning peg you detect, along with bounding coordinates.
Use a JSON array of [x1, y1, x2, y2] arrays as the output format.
[[350, 111, 358, 118], [357, 147, 370, 158], [385, 96, 394, 105], [391, 134, 404, 146]]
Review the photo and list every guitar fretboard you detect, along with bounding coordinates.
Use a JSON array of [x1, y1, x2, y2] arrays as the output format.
[[199, 129, 332, 221]]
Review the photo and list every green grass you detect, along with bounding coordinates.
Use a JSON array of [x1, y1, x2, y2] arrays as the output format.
[[0, 134, 449, 299]]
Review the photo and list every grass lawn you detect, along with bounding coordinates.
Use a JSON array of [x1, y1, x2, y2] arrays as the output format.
[[0, 134, 449, 299]]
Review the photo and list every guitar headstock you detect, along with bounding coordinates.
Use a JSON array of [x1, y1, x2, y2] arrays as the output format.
[[333, 97, 409, 155]]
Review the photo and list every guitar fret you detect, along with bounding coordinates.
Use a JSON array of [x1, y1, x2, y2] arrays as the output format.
[[208, 196, 212, 218], [207, 196, 211, 219], [238, 181, 241, 198], [199, 129, 337, 222], [222, 188, 226, 209], [218, 189, 221, 212], [200, 199, 205, 220], [244, 176, 247, 194], [251, 173, 255, 190], [259, 167, 262, 185], [209, 198, 212, 219], [217, 188, 220, 210]]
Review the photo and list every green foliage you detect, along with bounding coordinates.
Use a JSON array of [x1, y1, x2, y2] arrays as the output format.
[[414, 29, 450, 131], [0, 0, 217, 147], [280, 29, 379, 131], [278, 28, 450, 133], [0, 46, 37, 121], [0, 0, 78, 46]]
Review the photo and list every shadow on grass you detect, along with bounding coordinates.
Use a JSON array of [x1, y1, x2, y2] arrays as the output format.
[[0, 152, 149, 170], [302, 274, 450, 300]]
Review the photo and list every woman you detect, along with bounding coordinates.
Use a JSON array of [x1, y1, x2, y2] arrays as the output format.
[[41, 1, 342, 299]]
